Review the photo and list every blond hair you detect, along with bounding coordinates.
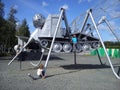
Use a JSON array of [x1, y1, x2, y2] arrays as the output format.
[[39, 64, 44, 69]]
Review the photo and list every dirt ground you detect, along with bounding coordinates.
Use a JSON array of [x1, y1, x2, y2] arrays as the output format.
[[0, 53, 120, 90]]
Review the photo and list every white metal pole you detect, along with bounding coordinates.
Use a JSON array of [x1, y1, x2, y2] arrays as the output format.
[[44, 8, 64, 68], [8, 38, 32, 65], [104, 19, 120, 42], [80, 9, 90, 33], [89, 11, 120, 79], [8, 29, 38, 65]]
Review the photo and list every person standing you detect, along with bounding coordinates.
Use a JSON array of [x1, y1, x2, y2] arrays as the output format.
[[71, 34, 77, 64], [72, 34, 77, 52]]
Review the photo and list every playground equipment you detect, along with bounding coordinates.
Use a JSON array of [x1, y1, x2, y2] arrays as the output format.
[[8, 8, 120, 79]]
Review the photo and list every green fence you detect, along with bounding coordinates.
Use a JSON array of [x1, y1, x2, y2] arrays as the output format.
[[90, 48, 120, 58]]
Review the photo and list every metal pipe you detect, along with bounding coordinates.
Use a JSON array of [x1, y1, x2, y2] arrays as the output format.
[[89, 11, 120, 79], [96, 49, 103, 65], [30, 48, 45, 67], [8, 38, 32, 65], [8, 29, 38, 65], [104, 18, 120, 42], [80, 9, 91, 33], [62, 9, 70, 36], [44, 8, 64, 68]]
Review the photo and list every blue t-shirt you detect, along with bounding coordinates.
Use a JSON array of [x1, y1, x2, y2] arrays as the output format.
[[72, 37, 77, 44]]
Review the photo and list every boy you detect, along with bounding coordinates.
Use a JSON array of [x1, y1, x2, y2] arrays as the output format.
[[72, 34, 77, 51]]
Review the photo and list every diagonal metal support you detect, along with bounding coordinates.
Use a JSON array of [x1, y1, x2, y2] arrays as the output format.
[[89, 11, 120, 79], [44, 8, 64, 70], [80, 9, 91, 33], [98, 16, 120, 42], [8, 29, 39, 65], [8, 38, 32, 65], [96, 49, 103, 65], [104, 18, 120, 42]]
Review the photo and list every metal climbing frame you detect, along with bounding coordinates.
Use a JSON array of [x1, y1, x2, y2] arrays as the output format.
[[8, 8, 67, 68], [30, 7, 68, 67], [88, 9, 120, 79]]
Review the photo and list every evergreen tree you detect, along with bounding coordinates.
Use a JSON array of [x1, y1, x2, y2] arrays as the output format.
[[0, 0, 4, 17], [0, 0, 6, 54], [6, 6, 18, 53], [7, 6, 17, 24], [0, 0, 5, 27], [16, 19, 30, 37]]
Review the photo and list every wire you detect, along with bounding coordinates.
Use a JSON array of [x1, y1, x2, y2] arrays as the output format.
[[71, 0, 120, 35]]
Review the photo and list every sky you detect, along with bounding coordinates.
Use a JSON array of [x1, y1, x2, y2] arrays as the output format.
[[2, 0, 120, 41]]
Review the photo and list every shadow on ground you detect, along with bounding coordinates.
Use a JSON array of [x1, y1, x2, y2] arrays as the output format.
[[0, 54, 64, 61], [45, 64, 111, 79], [45, 70, 79, 79], [60, 64, 110, 70]]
